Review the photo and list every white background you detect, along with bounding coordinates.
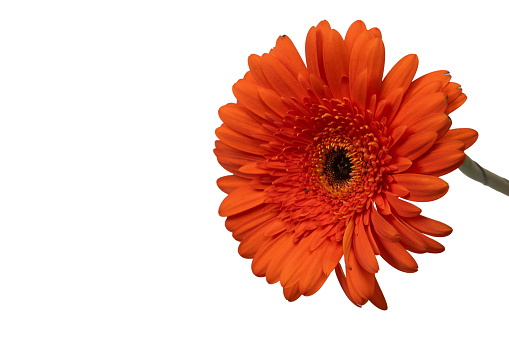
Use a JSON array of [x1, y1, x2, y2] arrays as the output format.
[[0, 0, 508, 338]]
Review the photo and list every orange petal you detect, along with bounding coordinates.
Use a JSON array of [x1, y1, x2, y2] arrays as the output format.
[[384, 214, 428, 253], [375, 236, 418, 273], [384, 192, 422, 217], [442, 82, 462, 104], [413, 231, 445, 253], [335, 263, 365, 307], [408, 149, 465, 177], [239, 162, 269, 175], [299, 245, 329, 295], [305, 21, 331, 80], [386, 157, 412, 173], [354, 223, 379, 273], [260, 53, 308, 101], [345, 20, 367, 56], [273, 35, 309, 80], [349, 30, 376, 81], [238, 218, 279, 258], [303, 272, 329, 297], [360, 38, 385, 98], [387, 182, 409, 197], [322, 240, 344, 274], [366, 223, 380, 255], [252, 232, 289, 277], [215, 125, 266, 156], [214, 140, 263, 168], [258, 88, 289, 117], [225, 208, 278, 241], [342, 217, 355, 268], [370, 204, 400, 242], [392, 173, 449, 202], [265, 232, 296, 284], [346, 250, 375, 300], [232, 79, 272, 119], [252, 235, 280, 277], [304, 26, 322, 80], [391, 91, 447, 128], [348, 35, 385, 101], [402, 215, 453, 237], [369, 278, 388, 310], [405, 113, 452, 140], [380, 54, 418, 101], [247, 54, 273, 89], [350, 68, 368, 112], [218, 103, 267, 137], [377, 87, 404, 122], [323, 28, 349, 98], [280, 236, 313, 287], [390, 131, 437, 161], [217, 175, 250, 194], [446, 93, 467, 114], [403, 70, 451, 103], [218, 184, 266, 217], [283, 283, 302, 302], [438, 128, 478, 150]]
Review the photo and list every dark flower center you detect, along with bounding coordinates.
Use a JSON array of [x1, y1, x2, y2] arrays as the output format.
[[324, 148, 353, 188]]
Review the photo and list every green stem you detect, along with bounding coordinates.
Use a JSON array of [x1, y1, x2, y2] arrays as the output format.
[[459, 155, 509, 196]]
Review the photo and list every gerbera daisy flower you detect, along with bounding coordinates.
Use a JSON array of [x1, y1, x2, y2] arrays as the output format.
[[214, 20, 478, 309]]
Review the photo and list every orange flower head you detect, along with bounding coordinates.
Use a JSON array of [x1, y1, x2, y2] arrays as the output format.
[[214, 20, 478, 309]]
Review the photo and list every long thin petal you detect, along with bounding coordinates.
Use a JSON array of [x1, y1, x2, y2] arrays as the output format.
[[438, 128, 478, 150], [345, 20, 367, 56], [390, 131, 437, 161], [248, 54, 273, 89], [375, 235, 418, 273], [218, 103, 268, 137], [215, 125, 266, 156], [323, 29, 349, 98], [369, 279, 388, 310], [370, 204, 400, 242], [273, 35, 309, 80], [265, 232, 296, 284], [384, 214, 428, 253], [380, 54, 418, 101], [446, 93, 467, 114], [225, 208, 278, 241], [354, 223, 379, 273], [384, 192, 422, 217], [392, 173, 449, 202], [402, 215, 453, 237], [305, 21, 331, 81], [403, 70, 451, 103], [391, 91, 447, 128], [405, 113, 452, 139], [336, 263, 367, 306], [217, 175, 250, 194], [408, 149, 466, 177], [346, 250, 376, 300], [232, 79, 272, 119], [238, 218, 282, 258], [218, 185, 266, 217], [260, 53, 308, 101]]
